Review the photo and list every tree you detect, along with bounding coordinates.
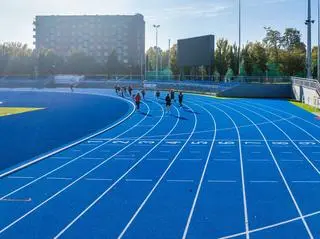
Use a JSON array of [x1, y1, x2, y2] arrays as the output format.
[[263, 27, 282, 63], [281, 28, 303, 51], [251, 42, 268, 74], [215, 38, 230, 78], [242, 43, 254, 75]]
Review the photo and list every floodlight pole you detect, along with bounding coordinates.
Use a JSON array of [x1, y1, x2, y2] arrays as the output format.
[[153, 25, 160, 80], [318, 0, 320, 81], [306, 0, 313, 79], [168, 39, 171, 80], [238, 0, 241, 76]]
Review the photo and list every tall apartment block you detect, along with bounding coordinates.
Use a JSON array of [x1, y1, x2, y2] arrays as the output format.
[[33, 14, 145, 66]]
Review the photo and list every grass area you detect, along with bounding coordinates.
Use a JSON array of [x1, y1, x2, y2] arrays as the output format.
[[290, 101, 320, 114], [0, 107, 44, 117]]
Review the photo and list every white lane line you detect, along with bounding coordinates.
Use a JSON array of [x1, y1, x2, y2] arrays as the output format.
[[125, 179, 153, 182], [180, 158, 203, 161], [226, 102, 314, 239], [242, 102, 320, 176], [249, 102, 320, 130], [7, 176, 35, 179], [47, 177, 72, 181], [182, 102, 217, 239], [166, 179, 194, 183], [213, 158, 237, 162], [0, 102, 161, 234], [208, 180, 237, 183], [0, 101, 152, 201], [280, 159, 303, 162], [51, 157, 72, 160], [114, 158, 136, 161], [0, 95, 136, 179], [0, 198, 32, 202], [85, 178, 113, 182], [53, 105, 179, 239], [82, 157, 104, 160], [249, 181, 278, 183], [146, 158, 169, 161], [219, 208, 320, 239], [118, 104, 197, 239], [207, 103, 250, 239], [292, 181, 320, 183]]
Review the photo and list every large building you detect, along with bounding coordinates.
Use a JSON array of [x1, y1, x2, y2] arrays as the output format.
[[33, 14, 145, 66]]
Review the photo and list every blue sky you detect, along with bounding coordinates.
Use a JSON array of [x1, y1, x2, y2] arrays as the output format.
[[0, 0, 319, 50]]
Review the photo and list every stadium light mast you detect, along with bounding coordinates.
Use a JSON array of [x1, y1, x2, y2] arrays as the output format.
[[306, 0, 314, 79], [238, 0, 241, 76], [318, 0, 320, 81], [153, 24, 160, 80]]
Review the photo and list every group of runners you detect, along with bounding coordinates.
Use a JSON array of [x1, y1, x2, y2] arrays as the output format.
[[115, 85, 184, 113]]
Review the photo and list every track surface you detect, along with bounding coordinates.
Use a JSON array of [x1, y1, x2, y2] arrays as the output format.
[[1, 89, 320, 239], [0, 90, 131, 171]]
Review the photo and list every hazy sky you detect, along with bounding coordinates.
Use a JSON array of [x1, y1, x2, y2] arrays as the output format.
[[0, 0, 319, 50]]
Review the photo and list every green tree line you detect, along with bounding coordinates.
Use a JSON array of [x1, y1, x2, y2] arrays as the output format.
[[0, 27, 317, 79]]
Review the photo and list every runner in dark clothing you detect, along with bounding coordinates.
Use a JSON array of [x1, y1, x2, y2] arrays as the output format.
[[170, 90, 175, 102], [178, 92, 183, 107], [155, 90, 160, 100], [165, 94, 172, 114], [141, 89, 146, 100], [135, 93, 141, 111], [128, 85, 133, 96]]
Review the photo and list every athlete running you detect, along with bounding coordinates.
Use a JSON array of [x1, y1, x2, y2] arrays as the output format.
[[170, 89, 175, 102], [178, 91, 183, 107], [165, 93, 172, 114], [155, 90, 160, 100], [128, 85, 133, 96], [135, 93, 141, 111], [141, 89, 146, 100]]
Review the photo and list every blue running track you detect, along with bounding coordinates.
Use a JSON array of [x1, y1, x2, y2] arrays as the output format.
[[0, 88, 320, 239]]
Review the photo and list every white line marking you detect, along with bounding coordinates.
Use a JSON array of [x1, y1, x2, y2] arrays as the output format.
[[0, 101, 162, 234], [213, 158, 237, 162], [0, 94, 137, 179], [0, 198, 32, 202], [114, 158, 136, 161], [82, 157, 104, 160], [180, 158, 203, 161], [85, 178, 113, 181], [166, 179, 194, 183], [51, 157, 72, 160], [7, 176, 35, 179], [205, 103, 250, 239], [225, 102, 314, 238], [219, 208, 320, 239], [280, 159, 303, 162], [125, 179, 153, 182], [53, 105, 179, 238], [249, 180, 278, 183], [292, 181, 320, 183], [118, 104, 197, 239], [46, 177, 72, 181], [146, 158, 169, 161], [207, 180, 237, 183]]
